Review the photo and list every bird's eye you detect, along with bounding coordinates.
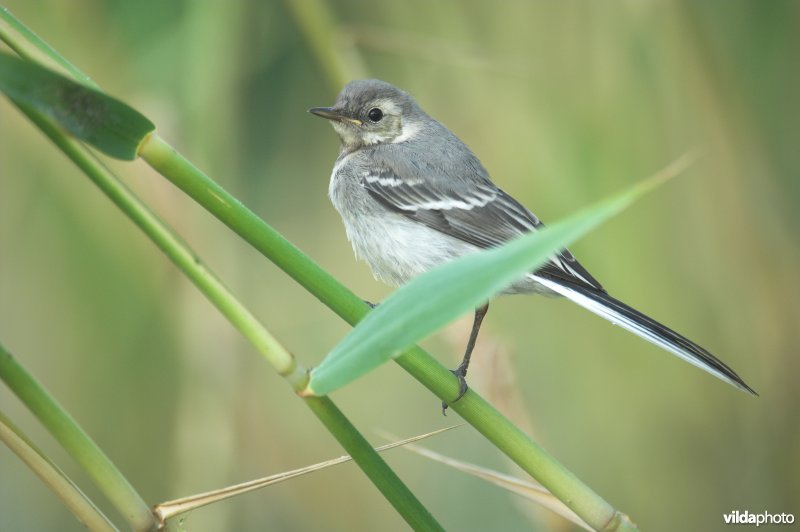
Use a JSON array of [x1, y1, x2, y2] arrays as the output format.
[[367, 107, 383, 122]]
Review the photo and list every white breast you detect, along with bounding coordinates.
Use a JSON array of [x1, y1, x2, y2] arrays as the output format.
[[340, 210, 479, 286]]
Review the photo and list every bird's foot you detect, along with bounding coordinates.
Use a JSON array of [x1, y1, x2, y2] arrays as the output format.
[[441, 365, 469, 415], [363, 300, 378, 309]]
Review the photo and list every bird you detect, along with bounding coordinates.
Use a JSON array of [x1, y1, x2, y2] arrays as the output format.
[[309, 79, 756, 410]]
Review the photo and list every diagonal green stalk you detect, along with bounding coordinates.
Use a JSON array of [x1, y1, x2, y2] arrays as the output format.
[[0, 343, 151, 531], [0, 409, 118, 532], [9, 101, 442, 531]]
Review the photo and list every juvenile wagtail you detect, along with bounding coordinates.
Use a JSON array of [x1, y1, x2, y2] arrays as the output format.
[[310, 79, 756, 409]]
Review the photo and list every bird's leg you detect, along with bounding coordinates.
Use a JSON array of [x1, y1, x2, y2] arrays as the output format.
[[442, 302, 489, 414], [454, 303, 489, 384], [363, 300, 378, 309]]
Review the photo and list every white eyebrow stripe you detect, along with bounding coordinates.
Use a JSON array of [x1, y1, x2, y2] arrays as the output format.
[[371, 99, 400, 115]]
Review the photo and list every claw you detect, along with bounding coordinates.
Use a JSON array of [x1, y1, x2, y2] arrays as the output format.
[[452, 367, 469, 399], [441, 366, 470, 415]]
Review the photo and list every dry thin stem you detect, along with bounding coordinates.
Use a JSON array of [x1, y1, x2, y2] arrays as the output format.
[[153, 425, 461, 527]]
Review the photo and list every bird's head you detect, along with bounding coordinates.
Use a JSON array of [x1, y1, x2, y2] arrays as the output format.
[[309, 79, 424, 149]]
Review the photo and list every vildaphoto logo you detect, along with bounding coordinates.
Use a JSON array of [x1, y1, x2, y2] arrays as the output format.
[[723, 510, 795, 526]]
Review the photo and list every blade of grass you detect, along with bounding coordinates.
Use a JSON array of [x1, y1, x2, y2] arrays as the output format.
[[154, 425, 459, 526], [0, 411, 119, 532], [0, 344, 153, 531], [0, 51, 154, 160], [307, 157, 689, 395]]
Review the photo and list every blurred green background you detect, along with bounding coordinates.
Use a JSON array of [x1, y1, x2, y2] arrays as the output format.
[[1, 1, 798, 530]]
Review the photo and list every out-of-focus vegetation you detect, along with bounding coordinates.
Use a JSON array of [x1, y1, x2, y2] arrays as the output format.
[[1, 1, 797, 530]]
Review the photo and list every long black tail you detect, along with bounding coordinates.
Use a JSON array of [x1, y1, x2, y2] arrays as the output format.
[[534, 274, 757, 395]]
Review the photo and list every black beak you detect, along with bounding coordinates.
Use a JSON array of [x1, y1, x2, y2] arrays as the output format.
[[308, 107, 362, 126]]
